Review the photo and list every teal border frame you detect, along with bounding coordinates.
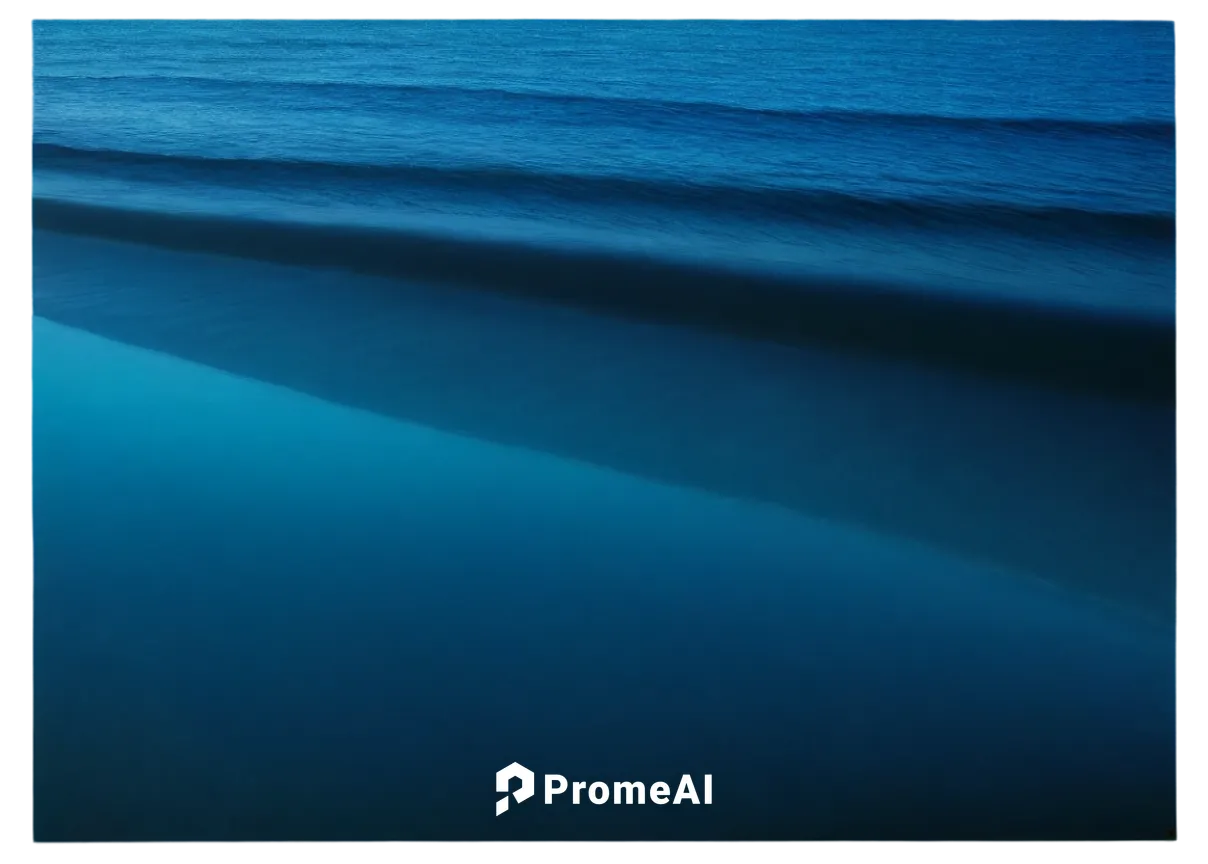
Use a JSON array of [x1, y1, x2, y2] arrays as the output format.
[[7, 8, 1198, 860]]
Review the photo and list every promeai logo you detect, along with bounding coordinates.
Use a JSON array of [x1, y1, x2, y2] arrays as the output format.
[[496, 762, 536, 816], [495, 763, 712, 815]]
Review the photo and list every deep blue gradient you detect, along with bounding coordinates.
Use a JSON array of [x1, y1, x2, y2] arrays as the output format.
[[33, 320, 1175, 841], [33, 21, 1175, 840]]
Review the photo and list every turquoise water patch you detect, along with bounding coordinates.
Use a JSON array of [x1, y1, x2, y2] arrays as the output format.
[[34, 318, 1173, 840]]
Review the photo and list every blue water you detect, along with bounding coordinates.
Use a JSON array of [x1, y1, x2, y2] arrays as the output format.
[[33, 319, 1175, 841], [33, 21, 1175, 840], [35, 20, 1175, 318]]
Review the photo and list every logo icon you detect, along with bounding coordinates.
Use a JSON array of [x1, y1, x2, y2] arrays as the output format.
[[496, 762, 535, 816]]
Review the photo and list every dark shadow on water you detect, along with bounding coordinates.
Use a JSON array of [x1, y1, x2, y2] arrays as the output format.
[[33, 229, 1176, 624], [33, 199, 1176, 404]]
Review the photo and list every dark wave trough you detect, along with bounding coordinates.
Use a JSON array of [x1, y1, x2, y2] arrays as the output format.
[[34, 197, 1175, 403], [34, 143, 1175, 244], [32, 75, 1179, 141]]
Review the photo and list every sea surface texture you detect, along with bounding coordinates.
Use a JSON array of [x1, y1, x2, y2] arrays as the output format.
[[33, 21, 1176, 315], [33, 21, 1175, 841]]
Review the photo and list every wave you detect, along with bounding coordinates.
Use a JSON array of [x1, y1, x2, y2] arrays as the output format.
[[33, 74, 1177, 142], [33, 144, 1175, 243], [32, 197, 1174, 404]]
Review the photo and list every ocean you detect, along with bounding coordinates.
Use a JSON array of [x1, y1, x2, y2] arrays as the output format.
[[32, 20, 1176, 841], [33, 21, 1177, 317]]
